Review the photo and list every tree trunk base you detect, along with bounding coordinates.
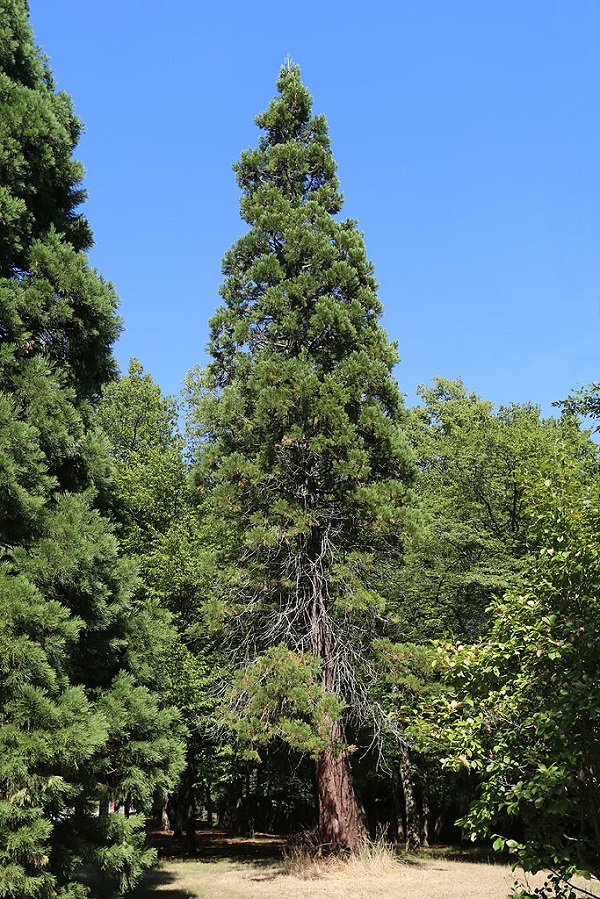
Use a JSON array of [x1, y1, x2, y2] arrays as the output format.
[[316, 723, 362, 854]]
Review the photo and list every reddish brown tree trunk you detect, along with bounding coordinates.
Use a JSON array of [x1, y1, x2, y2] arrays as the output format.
[[308, 561, 362, 854], [315, 717, 362, 854]]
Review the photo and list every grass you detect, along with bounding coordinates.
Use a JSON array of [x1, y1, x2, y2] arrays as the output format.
[[120, 835, 600, 899], [280, 832, 402, 879], [124, 856, 600, 899]]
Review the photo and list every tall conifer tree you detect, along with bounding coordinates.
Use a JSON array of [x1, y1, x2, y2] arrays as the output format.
[[188, 64, 413, 851], [0, 3, 183, 895]]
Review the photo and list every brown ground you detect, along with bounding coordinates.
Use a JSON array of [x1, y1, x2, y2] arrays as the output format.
[[127, 829, 600, 899], [150, 827, 288, 862]]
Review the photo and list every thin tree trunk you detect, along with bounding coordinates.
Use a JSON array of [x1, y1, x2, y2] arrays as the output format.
[[167, 793, 183, 837], [161, 794, 170, 832], [205, 784, 213, 828], [315, 716, 362, 854], [399, 742, 420, 852], [420, 782, 430, 848], [391, 778, 405, 844], [182, 752, 197, 853], [171, 748, 197, 852]]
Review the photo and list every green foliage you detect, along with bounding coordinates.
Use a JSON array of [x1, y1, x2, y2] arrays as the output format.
[[183, 64, 416, 850], [96, 672, 186, 811], [436, 460, 600, 882], [225, 645, 345, 759], [399, 378, 595, 640], [186, 64, 414, 750], [96, 359, 210, 632], [95, 357, 209, 698], [0, 5, 183, 895], [512, 870, 581, 899], [96, 359, 186, 555], [96, 360, 218, 839], [0, 1, 92, 276], [374, 639, 441, 727], [87, 813, 157, 896], [556, 382, 600, 432]]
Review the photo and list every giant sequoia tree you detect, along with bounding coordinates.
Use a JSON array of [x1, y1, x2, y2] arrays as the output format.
[[187, 64, 413, 852], [0, 4, 183, 896]]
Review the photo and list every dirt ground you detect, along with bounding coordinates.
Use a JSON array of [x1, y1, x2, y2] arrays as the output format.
[[127, 829, 600, 899]]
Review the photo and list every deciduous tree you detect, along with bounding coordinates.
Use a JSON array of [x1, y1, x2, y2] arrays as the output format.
[[97, 360, 213, 850], [436, 460, 600, 895], [399, 379, 594, 640], [382, 381, 597, 850]]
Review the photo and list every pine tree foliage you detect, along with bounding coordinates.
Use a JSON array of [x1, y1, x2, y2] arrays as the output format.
[[0, 4, 183, 895], [187, 64, 414, 850], [189, 63, 413, 689], [0, 0, 92, 274]]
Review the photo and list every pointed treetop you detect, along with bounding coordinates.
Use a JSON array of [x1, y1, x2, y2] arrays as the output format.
[[255, 63, 314, 145], [234, 63, 342, 215]]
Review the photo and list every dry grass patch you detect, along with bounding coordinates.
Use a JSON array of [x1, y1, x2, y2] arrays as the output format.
[[280, 835, 401, 879], [128, 855, 600, 899], [124, 833, 600, 899]]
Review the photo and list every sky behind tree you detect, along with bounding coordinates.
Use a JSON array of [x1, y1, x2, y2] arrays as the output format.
[[28, 0, 600, 414]]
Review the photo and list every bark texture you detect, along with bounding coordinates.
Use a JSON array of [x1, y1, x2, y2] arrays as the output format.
[[316, 718, 362, 853], [399, 742, 421, 852]]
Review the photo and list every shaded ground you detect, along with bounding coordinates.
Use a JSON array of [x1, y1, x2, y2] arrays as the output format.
[[150, 827, 287, 862]]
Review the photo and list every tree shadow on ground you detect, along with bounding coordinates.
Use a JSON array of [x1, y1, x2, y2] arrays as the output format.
[[80, 867, 191, 899], [150, 827, 287, 863], [150, 828, 505, 868], [420, 845, 510, 865], [129, 868, 192, 899]]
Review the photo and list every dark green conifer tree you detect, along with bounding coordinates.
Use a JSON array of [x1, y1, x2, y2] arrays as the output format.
[[187, 64, 414, 852], [0, 4, 183, 896]]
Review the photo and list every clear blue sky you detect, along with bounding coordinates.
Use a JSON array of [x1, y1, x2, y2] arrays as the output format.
[[28, 0, 600, 414]]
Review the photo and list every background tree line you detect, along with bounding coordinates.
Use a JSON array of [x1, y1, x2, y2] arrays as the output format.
[[1, 3, 599, 897]]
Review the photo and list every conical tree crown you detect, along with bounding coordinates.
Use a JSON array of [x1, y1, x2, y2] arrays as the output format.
[[234, 64, 342, 214], [191, 65, 413, 664], [0, 1, 119, 403], [0, 0, 92, 276], [201, 64, 409, 487]]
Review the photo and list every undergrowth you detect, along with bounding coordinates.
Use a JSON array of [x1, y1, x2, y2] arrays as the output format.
[[281, 832, 402, 879]]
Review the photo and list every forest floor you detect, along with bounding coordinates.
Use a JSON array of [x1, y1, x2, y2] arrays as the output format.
[[120, 829, 600, 899]]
